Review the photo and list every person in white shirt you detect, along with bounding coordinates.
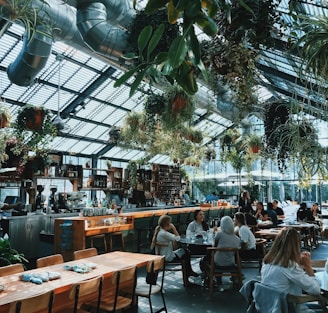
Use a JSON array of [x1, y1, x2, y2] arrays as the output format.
[[261, 227, 320, 313], [234, 212, 258, 259], [150, 214, 198, 286]]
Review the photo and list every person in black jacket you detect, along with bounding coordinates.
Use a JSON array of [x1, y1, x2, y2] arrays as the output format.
[[297, 202, 315, 222]]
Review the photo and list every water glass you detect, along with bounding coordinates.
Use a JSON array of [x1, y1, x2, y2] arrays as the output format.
[[202, 232, 208, 243]]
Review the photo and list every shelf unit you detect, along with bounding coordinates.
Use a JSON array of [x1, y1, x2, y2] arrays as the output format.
[[155, 164, 181, 204]]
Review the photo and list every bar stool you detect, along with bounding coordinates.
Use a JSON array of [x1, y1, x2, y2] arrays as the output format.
[[109, 231, 125, 251], [136, 214, 155, 253], [90, 234, 108, 253]]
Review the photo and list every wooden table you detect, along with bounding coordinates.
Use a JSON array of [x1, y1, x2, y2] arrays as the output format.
[[0, 251, 161, 312], [255, 228, 282, 239], [279, 222, 317, 249]]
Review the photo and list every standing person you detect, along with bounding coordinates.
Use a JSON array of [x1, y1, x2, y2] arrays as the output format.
[[205, 192, 219, 203], [261, 227, 320, 313], [234, 212, 258, 259], [151, 215, 198, 285], [238, 190, 252, 213], [272, 199, 285, 219]]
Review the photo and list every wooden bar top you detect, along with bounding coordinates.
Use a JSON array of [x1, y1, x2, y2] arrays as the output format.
[[0, 251, 161, 311]]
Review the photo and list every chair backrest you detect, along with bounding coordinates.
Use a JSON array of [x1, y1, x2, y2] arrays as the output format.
[[208, 246, 242, 267], [145, 257, 165, 288], [68, 275, 103, 313], [111, 266, 137, 312], [9, 290, 54, 313], [36, 254, 64, 268], [0, 263, 24, 277], [154, 243, 167, 256], [73, 247, 98, 260]]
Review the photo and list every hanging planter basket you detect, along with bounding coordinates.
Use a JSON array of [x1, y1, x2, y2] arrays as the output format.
[[16, 106, 46, 131]]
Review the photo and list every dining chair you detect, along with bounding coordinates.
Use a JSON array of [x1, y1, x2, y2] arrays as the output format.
[[134, 256, 167, 313], [0, 263, 24, 276], [89, 234, 108, 253], [85, 265, 137, 313], [155, 243, 188, 287], [73, 247, 98, 260], [206, 247, 243, 295], [240, 238, 267, 271], [8, 290, 54, 313], [36, 254, 64, 268], [241, 279, 328, 313], [61, 275, 103, 313]]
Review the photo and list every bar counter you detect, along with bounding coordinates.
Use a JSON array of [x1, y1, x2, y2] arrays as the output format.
[[2, 204, 238, 260]]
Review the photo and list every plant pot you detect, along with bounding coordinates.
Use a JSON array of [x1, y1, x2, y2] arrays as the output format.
[[25, 108, 45, 130], [0, 113, 10, 128], [172, 94, 187, 113], [251, 146, 260, 153]]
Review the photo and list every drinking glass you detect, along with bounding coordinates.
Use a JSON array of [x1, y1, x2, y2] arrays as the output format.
[[202, 231, 208, 243]]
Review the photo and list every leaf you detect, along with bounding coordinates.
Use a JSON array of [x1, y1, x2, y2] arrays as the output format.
[[138, 26, 153, 56], [185, 1, 202, 19], [197, 60, 208, 83], [175, 0, 189, 11], [168, 0, 180, 24], [147, 24, 165, 60], [188, 27, 201, 64], [114, 66, 141, 88], [129, 70, 147, 97], [122, 52, 138, 60], [168, 36, 188, 68], [145, 0, 169, 14], [155, 52, 169, 63]]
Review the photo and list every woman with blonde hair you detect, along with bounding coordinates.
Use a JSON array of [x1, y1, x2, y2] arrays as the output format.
[[151, 214, 198, 283], [261, 227, 320, 312]]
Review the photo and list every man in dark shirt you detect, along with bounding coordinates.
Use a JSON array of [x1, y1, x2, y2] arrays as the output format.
[[266, 202, 278, 227], [272, 199, 285, 219]]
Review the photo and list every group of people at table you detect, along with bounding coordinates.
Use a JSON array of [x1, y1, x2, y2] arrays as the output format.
[[151, 193, 325, 312]]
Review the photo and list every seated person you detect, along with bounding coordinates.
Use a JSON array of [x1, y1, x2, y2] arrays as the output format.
[[151, 214, 198, 285], [234, 212, 260, 260], [297, 202, 315, 222], [201, 216, 240, 285], [187, 209, 217, 255], [261, 227, 320, 313], [244, 206, 257, 227], [266, 202, 279, 227], [311, 202, 321, 218], [272, 199, 285, 219], [254, 202, 264, 220]]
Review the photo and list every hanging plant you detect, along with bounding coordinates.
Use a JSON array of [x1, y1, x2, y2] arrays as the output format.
[[13, 104, 57, 152], [161, 87, 195, 131], [1, 138, 28, 173], [245, 133, 263, 154]]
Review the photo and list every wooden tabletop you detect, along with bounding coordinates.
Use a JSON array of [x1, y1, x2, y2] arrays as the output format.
[[255, 228, 282, 238], [0, 251, 161, 312]]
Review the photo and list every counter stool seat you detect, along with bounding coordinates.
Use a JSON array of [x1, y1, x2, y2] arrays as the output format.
[[90, 234, 108, 253], [109, 231, 125, 251]]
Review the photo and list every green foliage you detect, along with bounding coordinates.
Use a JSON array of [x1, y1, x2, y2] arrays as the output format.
[[0, 0, 52, 41], [0, 237, 28, 267], [13, 104, 56, 153]]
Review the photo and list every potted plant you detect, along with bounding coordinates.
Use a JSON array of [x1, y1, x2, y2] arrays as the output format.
[[13, 104, 57, 152], [246, 134, 263, 154], [0, 100, 11, 128], [0, 0, 51, 41], [0, 235, 28, 267]]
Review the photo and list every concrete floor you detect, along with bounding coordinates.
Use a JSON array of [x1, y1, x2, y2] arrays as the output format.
[[136, 240, 328, 313]]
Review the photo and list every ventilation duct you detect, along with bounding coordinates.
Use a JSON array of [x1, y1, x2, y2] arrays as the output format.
[[7, 25, 52, 86], [0, 0, 133, 85]]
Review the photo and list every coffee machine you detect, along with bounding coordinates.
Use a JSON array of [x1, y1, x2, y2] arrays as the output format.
[[35, 185, 44, 212], [48, 185, 58, 213]]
